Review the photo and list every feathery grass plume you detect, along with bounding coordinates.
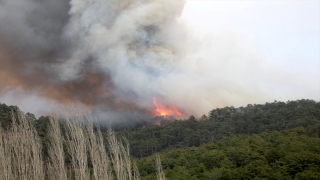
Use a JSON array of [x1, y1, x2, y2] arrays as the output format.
[[107, 127, 125, 180], [0, 125, 5, 177], [120, 138, 133, 180], [1, 126, 13, 180], [1, 106, 144, 180], [107, 127, 139, 180], [155, 154, 166, 180], [0, 123, 11, 180], [132, 162, 140, 180], [46, 116, 67, 180], [64, 109, 89, 180], [85, 116, 112, 180], [7, 111, 44, 180]]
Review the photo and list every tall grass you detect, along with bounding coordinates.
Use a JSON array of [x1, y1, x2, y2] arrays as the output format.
[[85, 118, 112, 180], [46, 116, 67, 180], [155, 154, 166, 180], [0, 110, 165, 180], [0, 111, 44, 180]]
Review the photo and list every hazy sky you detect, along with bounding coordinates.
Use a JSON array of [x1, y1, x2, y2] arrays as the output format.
[[0, 0, 319, 117], [181, 0, 320, 101]]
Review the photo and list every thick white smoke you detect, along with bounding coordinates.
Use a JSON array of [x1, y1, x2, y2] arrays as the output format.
[[56, 0, 275, 117], [2, 0, 313, 122], [56, 0, 194, 112]]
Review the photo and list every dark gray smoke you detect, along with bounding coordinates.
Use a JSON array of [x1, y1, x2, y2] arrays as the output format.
[[0, 0, 189, 123]]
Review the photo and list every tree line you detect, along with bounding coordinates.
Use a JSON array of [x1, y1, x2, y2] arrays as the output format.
[[117, 99, 320, 158]]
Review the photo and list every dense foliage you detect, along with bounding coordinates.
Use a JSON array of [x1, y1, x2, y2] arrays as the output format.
[[137, 125, 320, 179], [1, 99, 320, 179], [117, 99, 320, 158], [0, 103, 19, 129]]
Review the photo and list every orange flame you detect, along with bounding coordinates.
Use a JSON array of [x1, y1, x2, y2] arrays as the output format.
[[153, 97, 182, 117]]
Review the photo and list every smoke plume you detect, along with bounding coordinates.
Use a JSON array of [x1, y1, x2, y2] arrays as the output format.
[[0, 0, 294, 124]]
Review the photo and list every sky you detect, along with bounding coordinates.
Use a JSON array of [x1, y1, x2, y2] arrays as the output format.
[[182, 0, 319, 66], [0, 0, 319, 118], [181, 0, 320, 101]]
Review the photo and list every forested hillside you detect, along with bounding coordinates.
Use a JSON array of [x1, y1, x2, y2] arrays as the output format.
[[1, 99, 320, 159], [137, 125, 320, 179], [1, 99, 320, 179], [117, 99, 320, 158]]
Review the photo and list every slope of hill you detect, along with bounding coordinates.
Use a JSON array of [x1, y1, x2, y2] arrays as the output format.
[[117, 99, 320, 158], [137, 125, 320, 179], [1, 99, 320, 179], [1, 99, 320, 160]]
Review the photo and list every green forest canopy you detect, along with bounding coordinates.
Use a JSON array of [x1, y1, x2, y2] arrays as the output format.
[[137, 125, 320, 180]]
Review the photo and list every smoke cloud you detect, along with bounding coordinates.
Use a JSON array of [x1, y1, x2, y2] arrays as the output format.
[[1, 0, 310, 124], [0, 0, 191, 122]]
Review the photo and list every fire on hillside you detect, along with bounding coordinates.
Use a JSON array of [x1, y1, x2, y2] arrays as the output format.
[[152, 97, 183, 118]]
